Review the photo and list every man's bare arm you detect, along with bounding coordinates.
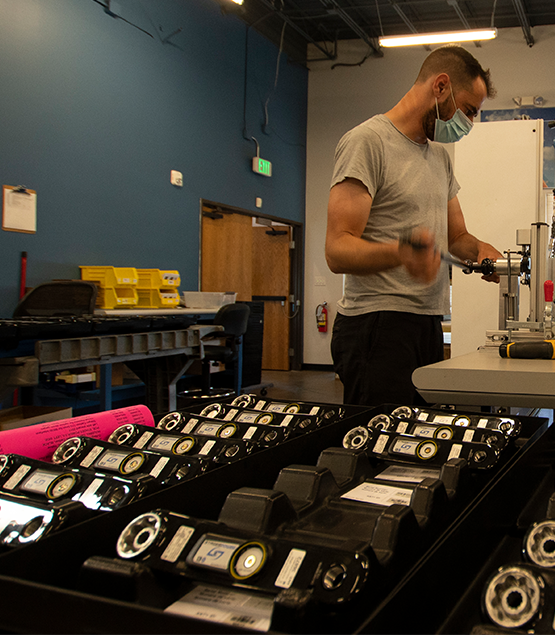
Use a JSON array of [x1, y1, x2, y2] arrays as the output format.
[[325, 178, 440, 283]]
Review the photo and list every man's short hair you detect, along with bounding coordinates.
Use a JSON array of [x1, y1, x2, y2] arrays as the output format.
[[416, 45, 496, 98]]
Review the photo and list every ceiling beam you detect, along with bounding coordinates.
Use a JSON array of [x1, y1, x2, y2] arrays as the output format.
[[387, 0, 431, 51], [321, 0, 382, 55], [511, 0, 535, 46], [256, 0, 337, 59], [446, 0, 481, 46]]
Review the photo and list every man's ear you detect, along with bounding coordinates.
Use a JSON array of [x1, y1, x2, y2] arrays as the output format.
[[432, 73, 451, 98]]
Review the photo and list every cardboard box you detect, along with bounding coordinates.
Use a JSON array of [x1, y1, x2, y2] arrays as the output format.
[[0, 406, 73, 432]]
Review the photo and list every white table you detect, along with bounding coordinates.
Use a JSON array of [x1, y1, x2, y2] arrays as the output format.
[[413, 346, 555, 408]]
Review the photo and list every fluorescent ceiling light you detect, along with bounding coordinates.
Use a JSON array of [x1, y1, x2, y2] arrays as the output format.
[[379, 28, 497, 47], [230, 0, 244, 4]]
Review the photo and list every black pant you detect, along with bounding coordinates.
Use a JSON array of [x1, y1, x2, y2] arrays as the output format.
[[331, 311, 444, 407]]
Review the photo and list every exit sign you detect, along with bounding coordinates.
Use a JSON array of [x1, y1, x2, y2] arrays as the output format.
[[252, 156, 272, 177]]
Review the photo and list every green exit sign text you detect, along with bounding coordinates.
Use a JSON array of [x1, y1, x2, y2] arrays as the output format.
[[252, 157, 272, 177]]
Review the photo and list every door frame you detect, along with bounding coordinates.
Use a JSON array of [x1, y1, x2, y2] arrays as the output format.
[[199, 199, 304, 371]]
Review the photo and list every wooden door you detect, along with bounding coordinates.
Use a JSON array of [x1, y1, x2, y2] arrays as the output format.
[[252, 226, 291, 370], [200, 209, 292, 371], [201, 211, 252, 301]]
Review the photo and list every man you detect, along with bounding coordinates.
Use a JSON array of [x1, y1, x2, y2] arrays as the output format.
[[325, 45, 503, 407]]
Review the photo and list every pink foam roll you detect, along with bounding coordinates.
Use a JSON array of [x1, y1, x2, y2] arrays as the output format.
[[0, 405, 155, 462]]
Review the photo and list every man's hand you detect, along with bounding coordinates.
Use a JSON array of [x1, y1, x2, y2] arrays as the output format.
[[477, 242, 504, 283], [398, 227, 441, 284]]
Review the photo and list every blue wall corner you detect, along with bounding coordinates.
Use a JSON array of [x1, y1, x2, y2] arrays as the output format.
[[0, 0, 308, 316]]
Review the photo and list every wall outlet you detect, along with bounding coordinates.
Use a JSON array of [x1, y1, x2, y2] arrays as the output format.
[[171, 170, 183, 187]]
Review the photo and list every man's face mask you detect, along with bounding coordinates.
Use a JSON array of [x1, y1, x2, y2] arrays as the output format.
[[434, 85, 473, 143]]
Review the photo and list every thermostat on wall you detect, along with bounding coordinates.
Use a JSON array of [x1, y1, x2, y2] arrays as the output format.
[[252, 156, 272, 177]]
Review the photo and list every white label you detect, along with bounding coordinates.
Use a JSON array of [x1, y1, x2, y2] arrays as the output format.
[[150, 456, 169, 478], [373, 433, 389, 454], [161, 525, 195, 563], [133, 431, 154, 449], [396, 421, 409, 434], [21, 470, 59, 495], [243, 426, 257, 440], [237, 412, 259, 424], [463, 429, 475, 442], [192, 538, 238, 570], [417, 412, 428, 421], [150, 436, 180, 452], [165, 583, 273, 632], [3, 464, 32, 490], [183, 419, 198, 434], [413, 424, 437, 438], [376, 465, 440, 483], [267, 403, 286, 413], [448, 443, 463, 460], [196, 422, 222, 436], [253, 400, 265, 411], [199, 440, 216, 456], [309, 406, 320, 415], [275, 549, 306, 589], [341, 482, 412, 506], [281, 415, 293, 427], [81, 446, 104, 468], [224, 409, 238, 421], [431, 414, 455, 424], [82, 477, 104, 499], [391, 438, 420, 456], [477, 418, 489, 428]]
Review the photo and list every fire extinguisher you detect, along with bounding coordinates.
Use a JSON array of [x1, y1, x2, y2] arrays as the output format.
[[316, 302, 328, 333]]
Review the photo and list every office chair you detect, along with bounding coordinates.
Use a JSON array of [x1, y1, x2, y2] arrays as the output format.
[[181, 302, 251, 402], [13, 280, 98, 318]]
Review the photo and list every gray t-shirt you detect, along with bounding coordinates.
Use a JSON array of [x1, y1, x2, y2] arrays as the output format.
[[331, 114, 460, 316]]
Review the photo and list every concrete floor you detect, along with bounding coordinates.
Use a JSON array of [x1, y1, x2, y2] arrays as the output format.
[[259, 369, 344, 405]]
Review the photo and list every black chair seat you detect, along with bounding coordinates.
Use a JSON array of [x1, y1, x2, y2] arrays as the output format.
[[180, 302, 250, 402]]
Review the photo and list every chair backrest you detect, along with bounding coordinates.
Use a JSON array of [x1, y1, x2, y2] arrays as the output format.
[[213, 303, 250, 338], [13, 280, 98, 318]]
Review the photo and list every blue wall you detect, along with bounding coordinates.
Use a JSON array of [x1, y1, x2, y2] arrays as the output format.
[[0, 0, 308, 316]]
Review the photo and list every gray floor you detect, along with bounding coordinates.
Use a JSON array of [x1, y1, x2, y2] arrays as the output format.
[[258, 369, 344, 405]]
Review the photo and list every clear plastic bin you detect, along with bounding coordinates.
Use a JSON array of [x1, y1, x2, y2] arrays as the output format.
[[181, 291, 237, 309]]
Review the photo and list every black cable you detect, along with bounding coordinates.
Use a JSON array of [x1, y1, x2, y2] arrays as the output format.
[[92, 0, 154, 39], [242, 11, 275, 142]]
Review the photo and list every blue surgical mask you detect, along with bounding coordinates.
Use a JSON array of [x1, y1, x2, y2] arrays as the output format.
[[434, 86, 473, 143]]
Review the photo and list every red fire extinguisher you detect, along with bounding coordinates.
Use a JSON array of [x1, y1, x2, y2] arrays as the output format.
[[316, 302, 328, 333]]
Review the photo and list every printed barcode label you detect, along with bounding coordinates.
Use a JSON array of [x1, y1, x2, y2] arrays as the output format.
[[275, 549, 306, 589], [134, 431, 153, 449], [81, 446, 104, 468], [4, 464, 31, 490], [161, 525, 195, 563], [150, 456, 169, 478]]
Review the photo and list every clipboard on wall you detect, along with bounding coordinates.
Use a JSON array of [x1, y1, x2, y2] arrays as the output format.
[[2, 185, 37, 233]]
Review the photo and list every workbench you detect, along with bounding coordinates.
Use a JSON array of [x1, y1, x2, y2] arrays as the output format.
[[413, 345, 555, 408], [0, 324, 221, 414]]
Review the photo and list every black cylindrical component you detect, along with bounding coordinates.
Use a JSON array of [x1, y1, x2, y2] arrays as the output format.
[[499, 340, 555, 359]]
